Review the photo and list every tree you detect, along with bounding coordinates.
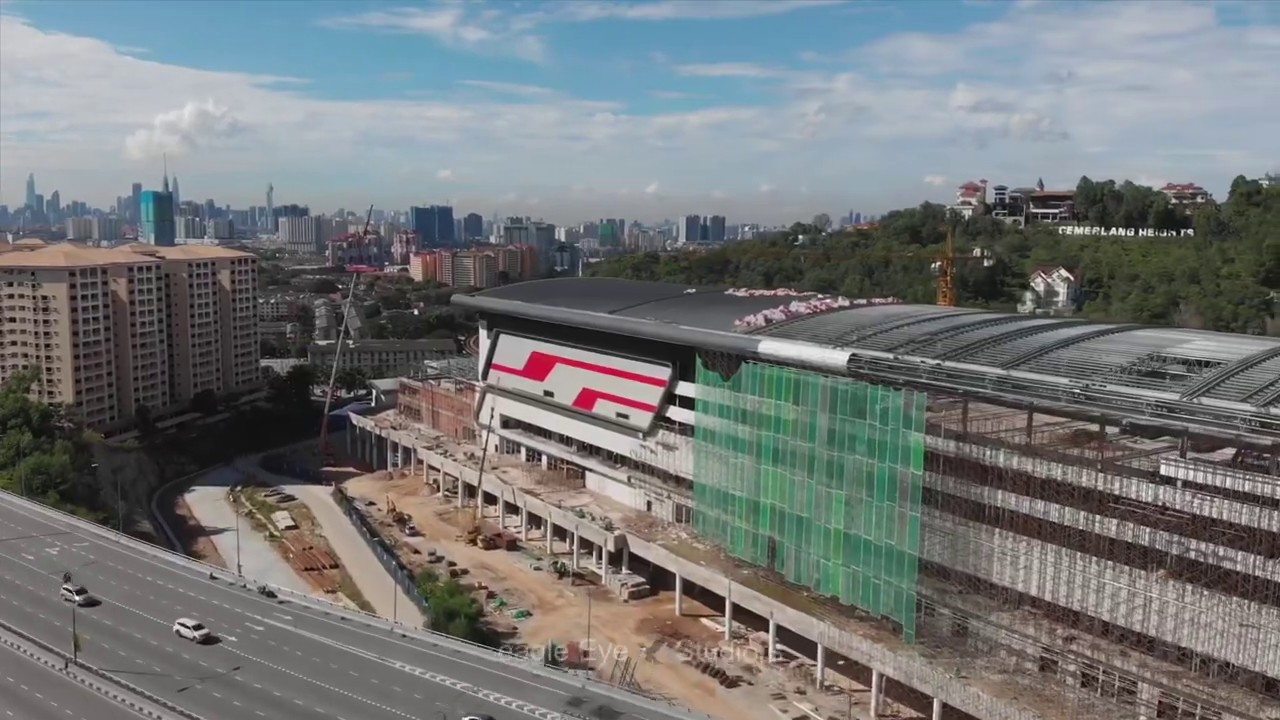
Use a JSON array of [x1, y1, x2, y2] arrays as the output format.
[[0, 371, 100, 518], [587, 176, 1280, 335], [415, 570, 493, 646], [306, 278, 341, 295], [134, 403, 158, 438], [189, 389, 220, 416], [334, 368, 369, 394]]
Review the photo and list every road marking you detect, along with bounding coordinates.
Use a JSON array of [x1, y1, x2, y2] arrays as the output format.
[[0, 505, 615, 720]]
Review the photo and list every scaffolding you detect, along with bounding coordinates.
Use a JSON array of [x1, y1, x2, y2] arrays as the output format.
[[359, 344, 1280, 720], [691, 359, 926, 642]]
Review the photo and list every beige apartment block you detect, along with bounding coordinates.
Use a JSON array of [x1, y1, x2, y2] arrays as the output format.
[[0, 240, 260, 431]]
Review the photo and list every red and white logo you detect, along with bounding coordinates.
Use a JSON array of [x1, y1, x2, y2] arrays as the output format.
[[485, 334, 671, 428]]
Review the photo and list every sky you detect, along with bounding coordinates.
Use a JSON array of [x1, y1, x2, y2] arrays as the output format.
[[1, 0, 1278, 225]]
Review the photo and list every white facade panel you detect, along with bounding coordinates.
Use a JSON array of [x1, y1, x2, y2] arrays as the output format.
[[479, 393, 693, 479], [483, 333, 674, 432], [585, 471, 647, 509]]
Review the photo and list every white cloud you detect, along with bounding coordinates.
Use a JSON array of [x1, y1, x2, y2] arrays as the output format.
[[758, 183, 775, 194], [320, 2, 841, 64], [436, 169, 455, 181], [123, 100, 245, 160], [673, 63, 789, 79], [552, 0, 845, 22], [923, 175, 948, 187], [3, 2, 1278, 221], [318, 6, 548, 63], [644, 182, 661, 194], [457, 80, 557, 98], [651, 90, 705, 100]]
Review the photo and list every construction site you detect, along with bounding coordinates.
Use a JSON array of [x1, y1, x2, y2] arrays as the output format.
[[317, 277, 1279, 720]]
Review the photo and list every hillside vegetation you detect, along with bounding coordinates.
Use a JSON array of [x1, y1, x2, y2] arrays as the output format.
[[591, 176, 1280, 335]]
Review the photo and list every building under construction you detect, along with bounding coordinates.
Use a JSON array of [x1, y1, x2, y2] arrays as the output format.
[[347, 277, 1280, 720]]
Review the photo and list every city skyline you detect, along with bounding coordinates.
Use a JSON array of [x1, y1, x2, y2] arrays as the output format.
[[1, 0, 1277, 223]]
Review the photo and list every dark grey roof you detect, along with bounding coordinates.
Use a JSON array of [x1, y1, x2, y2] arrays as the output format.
[[457, 279, 1280, 429], [470, 277, 811, 332], [309, 339, 457, 353]]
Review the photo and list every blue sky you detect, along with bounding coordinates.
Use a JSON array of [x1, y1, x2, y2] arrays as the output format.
[[1, 0, 1278, 223]]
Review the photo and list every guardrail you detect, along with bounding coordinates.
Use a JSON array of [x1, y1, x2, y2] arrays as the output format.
[[0, 616, 206, 720], [2, 486, 712, 719], [331, 484, 431, 617]]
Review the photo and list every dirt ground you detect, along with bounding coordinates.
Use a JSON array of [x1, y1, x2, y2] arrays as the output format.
[[341, 470, 782, 720], [157, 482, 228, 568], [235, 486, 370, 613]]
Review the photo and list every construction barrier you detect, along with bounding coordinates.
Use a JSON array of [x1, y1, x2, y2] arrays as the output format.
[[331, 485, 431, 617]]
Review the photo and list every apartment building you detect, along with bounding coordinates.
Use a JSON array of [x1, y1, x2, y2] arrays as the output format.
[[307, 338, 455, 377], [0, 240, 259, 430]]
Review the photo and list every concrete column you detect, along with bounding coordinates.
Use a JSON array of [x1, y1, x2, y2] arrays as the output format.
[[456, 478, 464, 508], [346, 427, 352, 456], [870, 669, 883, 719], [385, 437, 393, 471], [422, 458, 428, 484], [815, 643, 826, 688], [546, 521, 554, 553], [931, 697, 943, 720], [620, 546, 629, 571], [767, 614, 777, 663], [724, 582, 733, 641], [674, 572, 684, 616], [571, 528, 581, 571], [520, 506, 529, 542]]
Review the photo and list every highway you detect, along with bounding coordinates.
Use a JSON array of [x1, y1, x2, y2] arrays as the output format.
[[0, 642, 147, 720], [0, 494, 702, 720]]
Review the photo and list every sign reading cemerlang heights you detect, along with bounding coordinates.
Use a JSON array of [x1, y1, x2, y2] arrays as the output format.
[[1057, 226, 1195, 238]]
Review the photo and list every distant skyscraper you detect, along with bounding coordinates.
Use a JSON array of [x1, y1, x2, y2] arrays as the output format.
[[140, 189, 176, 247], [707, 215, 726, 244], [409, 205, 456, 248], [131, 182, 143, 224], [677, 215, 701, 246], [266, 183, 275, 230], [24, 173, 36, 209], [463, 212, 483, 241], [172, 176, 181, 207]]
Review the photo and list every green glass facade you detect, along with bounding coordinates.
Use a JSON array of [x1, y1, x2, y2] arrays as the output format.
[[692, 360, 927, 642]]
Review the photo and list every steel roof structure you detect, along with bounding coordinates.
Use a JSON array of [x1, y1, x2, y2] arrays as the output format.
[[454, 278, 1280, 442]]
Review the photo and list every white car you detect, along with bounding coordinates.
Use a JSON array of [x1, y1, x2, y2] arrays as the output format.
[[172, 618, 212, 643], [462, 715, 495, 720], [59, 584, 95, 606]]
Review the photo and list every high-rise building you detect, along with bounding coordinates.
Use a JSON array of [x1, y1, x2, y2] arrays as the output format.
[[265, 183, 275, 230], [677, 215, 701, 246], [501, 220, 556, 262], [93, 217, 124, 243], [64, 217, 93, 241], [463, 212, 483, 241], [176, 216, 205, 241], [139, 190, 176, 247], [171, 176, 181, 208], [409, 205, 456, 248], [131, 183, 143, 224], [24, 174, 36, 209], [707, 215, 726, 244], [436, 250, 498, 289], [278, 216, 323, 256], [0, 241, 259, 430]]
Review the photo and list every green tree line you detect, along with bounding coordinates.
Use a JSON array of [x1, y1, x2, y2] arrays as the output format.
[[0, 371, 103, 520], [591, 176, 1280, 334]]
